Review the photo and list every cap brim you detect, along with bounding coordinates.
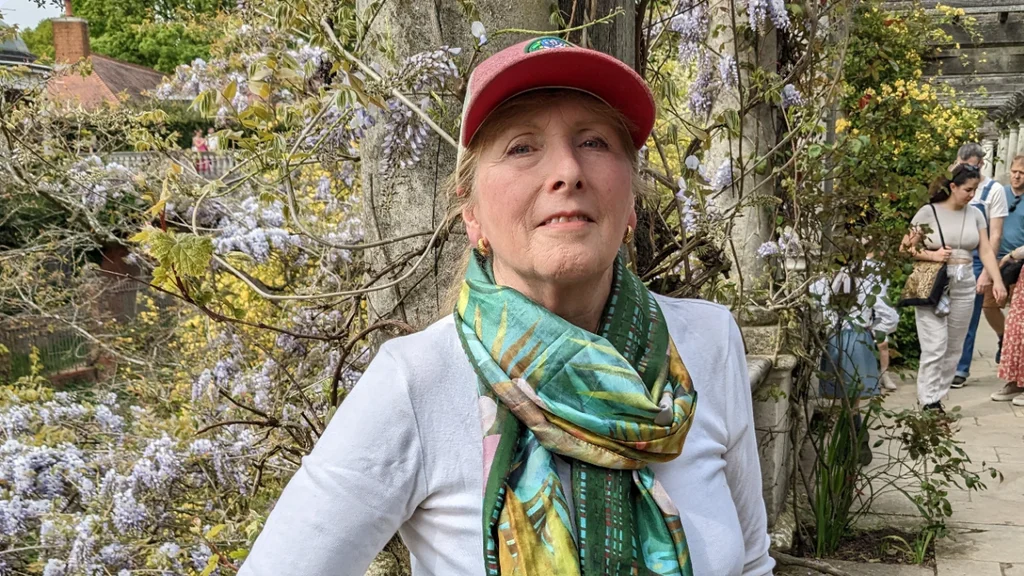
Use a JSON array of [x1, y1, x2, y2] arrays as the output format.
[[461, 48, 655, 150]]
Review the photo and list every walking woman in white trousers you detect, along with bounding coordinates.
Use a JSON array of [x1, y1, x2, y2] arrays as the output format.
[[902, 164, 1007, 412]]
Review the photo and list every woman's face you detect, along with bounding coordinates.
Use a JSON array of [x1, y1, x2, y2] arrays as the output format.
[[463, 98, 636, 291], [950, 177, 980, 206]]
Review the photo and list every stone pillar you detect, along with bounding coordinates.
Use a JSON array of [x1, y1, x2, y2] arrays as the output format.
[[983, 139, 996, 179], [707, 0, 776, 287], [997, 131, 1009, 181], [1016, 120, 1024, 162], [1007, 125, 1019, 179]]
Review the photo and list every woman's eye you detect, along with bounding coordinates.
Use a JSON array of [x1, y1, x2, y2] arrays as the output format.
[[581, 137, 609, 149], [506, 143, 532, 156]]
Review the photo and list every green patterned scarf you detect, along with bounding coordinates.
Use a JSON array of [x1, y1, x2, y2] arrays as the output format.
[[454, 250, 698, 576]]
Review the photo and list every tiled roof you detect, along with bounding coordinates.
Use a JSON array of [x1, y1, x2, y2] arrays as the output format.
[[47, 54, 165, 107]]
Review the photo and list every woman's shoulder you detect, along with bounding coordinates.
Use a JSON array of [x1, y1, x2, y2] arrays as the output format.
[[968, 204, 986, 225], [652, 296, 752, 435], [376, 315, 462, 375], [365, 316, 478, 424], [654, 294, 732, 322], [653, 295, 739, 358], [910, 204, 933, 223]]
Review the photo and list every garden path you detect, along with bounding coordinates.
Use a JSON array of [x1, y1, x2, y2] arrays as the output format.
[[778, 322, 1023, 576], [884, 323, 1024, 576]]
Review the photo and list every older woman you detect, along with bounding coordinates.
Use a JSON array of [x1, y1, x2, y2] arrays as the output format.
[[239, 37, 773, 576]]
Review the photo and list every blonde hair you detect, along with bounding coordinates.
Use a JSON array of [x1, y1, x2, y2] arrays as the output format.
[[440, 89, 649, 313]]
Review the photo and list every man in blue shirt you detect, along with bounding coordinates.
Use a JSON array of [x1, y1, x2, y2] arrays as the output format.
[[988, 155, 1024, 402]]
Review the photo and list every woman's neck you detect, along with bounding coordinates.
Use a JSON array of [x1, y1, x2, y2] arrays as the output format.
[[492, 264, 613, 333], [937, 197, 966, 211]]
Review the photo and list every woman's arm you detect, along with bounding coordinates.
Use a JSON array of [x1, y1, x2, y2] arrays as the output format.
[[1001, 244, 1024, 266], [722, 320, 775, 576], [977, 228, 1008, 303], [238, 345, 427, 576], [900, 228, 951, 263]]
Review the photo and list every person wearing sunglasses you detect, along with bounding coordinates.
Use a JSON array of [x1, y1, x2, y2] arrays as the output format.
[[902, 163, 1007, 413], [951, 143, 1011, 389], [990, 155, 1024, 404]]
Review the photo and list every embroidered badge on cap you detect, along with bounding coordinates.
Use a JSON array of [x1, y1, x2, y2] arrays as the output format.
[[524, 36, 573, 53]]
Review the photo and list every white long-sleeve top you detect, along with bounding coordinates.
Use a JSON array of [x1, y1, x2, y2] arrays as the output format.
[[809, 261, 899, 335], [239, 296, 775, 576]]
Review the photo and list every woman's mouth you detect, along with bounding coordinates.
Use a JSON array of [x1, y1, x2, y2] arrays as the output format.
[[540, 214, 593, 226]]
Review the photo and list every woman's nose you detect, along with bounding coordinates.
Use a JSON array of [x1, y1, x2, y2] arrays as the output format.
[[545, 142, 584, 192]]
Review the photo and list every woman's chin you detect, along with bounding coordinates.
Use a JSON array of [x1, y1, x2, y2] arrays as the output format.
[[532, 246, 616, 284]]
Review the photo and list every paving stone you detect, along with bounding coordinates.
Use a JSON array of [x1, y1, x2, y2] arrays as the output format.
[[935, 558, 1003, 576], [852, 324, 1024, 574], [959, 445, 999, 465], [936, 525, 1024, 563], [995, 446, 1024, 463], [951, 427, 1024, 449]]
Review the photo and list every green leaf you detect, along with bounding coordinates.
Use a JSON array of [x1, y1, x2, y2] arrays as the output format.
[[724, 110, 742, 136], [251, 67, 273, 82], [129, 226, 161, 245], [151, 266, 175, 291], [200, 554, 219, 576], [168, 234, 214, 277], [223, 80, 238, 102], [149, 230, 177, 263], [849, 137, 863, 154], [205, 524, 226, 539]]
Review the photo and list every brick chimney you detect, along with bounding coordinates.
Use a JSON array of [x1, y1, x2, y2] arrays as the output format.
[[52, 0, 89, 64]]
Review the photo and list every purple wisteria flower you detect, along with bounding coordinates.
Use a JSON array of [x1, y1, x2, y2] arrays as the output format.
[[471, 21, 488, 46], [782, 84, 804, 108], [669, 0, 709, 64], [675, 180, 700, 231], [778, 230, 801, 255], [757, 241, 781, 258], [748, 0, 790, 32], [0, 375, 265, 574], [211, 197, 304, 264], [112, 488, 147, 534], [688, 52, 717, 117], [719, 55, 739, 89], [711, 159, 734, 192], [42, 559, 66, 576]]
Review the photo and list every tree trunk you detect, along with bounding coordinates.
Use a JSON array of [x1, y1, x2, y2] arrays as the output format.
[[356, 0, 557, 332], [353, 2, 556, 573], [558, 0, 636, 68]]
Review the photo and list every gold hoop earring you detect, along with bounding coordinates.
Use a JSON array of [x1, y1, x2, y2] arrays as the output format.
[[623, 225, 634, 245], [477, 238, 491, 257]]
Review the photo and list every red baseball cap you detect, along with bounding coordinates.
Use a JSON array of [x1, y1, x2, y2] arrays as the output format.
[[459, 36, 655, 151]]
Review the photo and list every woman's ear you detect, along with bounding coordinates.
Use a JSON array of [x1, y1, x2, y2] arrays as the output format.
[[463, 204, 482, 245], [628, 207, 638, 231]]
